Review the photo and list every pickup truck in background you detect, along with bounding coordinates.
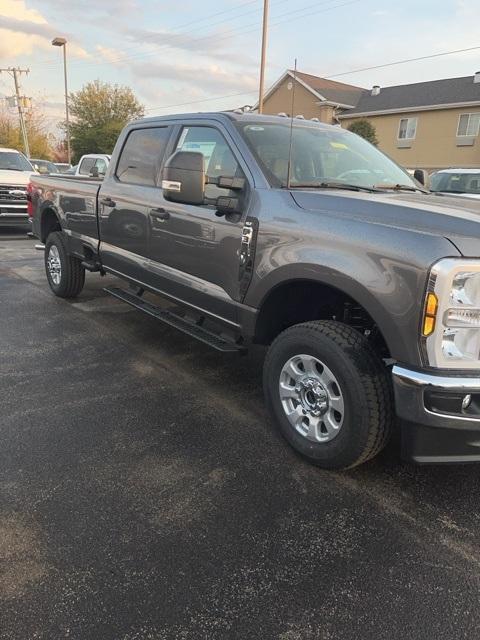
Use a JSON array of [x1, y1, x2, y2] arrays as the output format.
[[30, 112, 480, 469], [74, 153, 111, 177], [0, 146, 35, 227]]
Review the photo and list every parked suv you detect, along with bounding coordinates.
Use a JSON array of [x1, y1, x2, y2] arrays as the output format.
[[30, 113, 480, 469], [0, 147, 34, 227]]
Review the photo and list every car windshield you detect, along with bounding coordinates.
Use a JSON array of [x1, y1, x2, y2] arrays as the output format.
[[430, 172, 480, 194], [237, 121, 418, 190], [0, 151, 33, 172]]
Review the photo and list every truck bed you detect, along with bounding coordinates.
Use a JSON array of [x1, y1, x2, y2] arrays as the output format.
[[31, 174, 103, 243]]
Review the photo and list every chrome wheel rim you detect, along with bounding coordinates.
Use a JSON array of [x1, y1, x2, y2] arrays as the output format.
[[47, 245, 61, 285], [279, 354, 345, 443]]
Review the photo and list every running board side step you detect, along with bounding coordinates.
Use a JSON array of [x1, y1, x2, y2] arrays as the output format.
[[104, 286, 246, 354]]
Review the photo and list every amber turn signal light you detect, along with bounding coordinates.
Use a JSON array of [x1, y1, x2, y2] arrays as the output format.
[[423, 292, 438, 336]]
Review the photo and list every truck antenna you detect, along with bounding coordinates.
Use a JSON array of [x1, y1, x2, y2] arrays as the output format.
[[286, 59, 297, 189]]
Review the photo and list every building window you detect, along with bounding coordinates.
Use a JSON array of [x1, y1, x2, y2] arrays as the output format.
[[398, 117, 417, 140], [457, 113, 480, 137]]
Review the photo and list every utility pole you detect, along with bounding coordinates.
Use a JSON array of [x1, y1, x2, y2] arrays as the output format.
[[258, 0, 269, 114], [0, 67, 30, 157]]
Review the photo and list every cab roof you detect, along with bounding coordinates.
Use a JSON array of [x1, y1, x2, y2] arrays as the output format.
[[133, 111, 335, 131]]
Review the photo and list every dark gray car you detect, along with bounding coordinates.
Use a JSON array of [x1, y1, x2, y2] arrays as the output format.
[[30, 112, 480, 469]]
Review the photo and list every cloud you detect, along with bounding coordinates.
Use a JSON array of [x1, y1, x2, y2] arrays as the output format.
[[0, 0, 88, 59], [0, 15, 57, 38], [0, 0, 46, 23], [132, 60, 258, 95], [322, 0, 480, 88], [32, 0, 139, 16], [118, 25, 257, 66]]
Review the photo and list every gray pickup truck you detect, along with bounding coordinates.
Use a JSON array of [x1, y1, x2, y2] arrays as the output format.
[[30, 112, 480, 469]]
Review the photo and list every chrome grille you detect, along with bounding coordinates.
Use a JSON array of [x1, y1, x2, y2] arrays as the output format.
[[0, 184, 28, 203]]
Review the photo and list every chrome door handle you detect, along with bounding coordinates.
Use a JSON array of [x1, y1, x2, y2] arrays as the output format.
[[150, 208, 170, 220]]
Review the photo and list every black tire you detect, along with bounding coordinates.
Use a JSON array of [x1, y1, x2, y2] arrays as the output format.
[[44, 231, 85, 298], [263, 320, 393, 469]]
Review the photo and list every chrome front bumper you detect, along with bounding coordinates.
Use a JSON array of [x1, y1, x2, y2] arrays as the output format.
[[392, 365, 480, 463]]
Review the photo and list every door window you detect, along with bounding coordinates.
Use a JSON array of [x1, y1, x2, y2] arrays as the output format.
[[176, 126, 240, 199], [116, 127, 170, 186]]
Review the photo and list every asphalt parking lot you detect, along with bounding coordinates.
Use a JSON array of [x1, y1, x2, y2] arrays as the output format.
[[2, 227, 480, 640]]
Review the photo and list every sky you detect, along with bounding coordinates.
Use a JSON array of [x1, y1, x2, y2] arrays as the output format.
[[0, 0, 479, 135]]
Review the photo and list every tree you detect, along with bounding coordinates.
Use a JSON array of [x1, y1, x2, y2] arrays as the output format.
[[68, 80, 144, 163], [0, 104, 54, 158], [347, 119, 379, 146]]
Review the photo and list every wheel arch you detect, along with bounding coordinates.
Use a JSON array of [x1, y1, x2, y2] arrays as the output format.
[[40, 204, 62, 243], [252, 272, 402, 361]]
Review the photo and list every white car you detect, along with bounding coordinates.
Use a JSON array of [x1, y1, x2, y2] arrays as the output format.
[[0, 147, 36, 227], [430, 168, 480, 199], [75, 154, 111, 177]]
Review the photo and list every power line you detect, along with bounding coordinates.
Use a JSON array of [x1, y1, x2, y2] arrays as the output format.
[[31, 0, 289, 68], [142, 44, 480, 112], [31, 0, 358, 70], [325, 45, 480, 78], [143, 90, 258, 112]]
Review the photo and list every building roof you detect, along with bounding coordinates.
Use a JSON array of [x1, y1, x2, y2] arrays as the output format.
[[254, 69, 366, 109], [289, 70, 365, 108], [341, 75, 480, 117]]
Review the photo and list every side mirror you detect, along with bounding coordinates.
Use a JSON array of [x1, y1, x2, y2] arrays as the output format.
[[162, 151, 205, 205], [413, 168, 428, 186]]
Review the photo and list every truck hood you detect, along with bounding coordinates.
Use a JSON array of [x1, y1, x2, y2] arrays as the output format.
[[291, 189, 480, 257], [0, 170, 35, 186]]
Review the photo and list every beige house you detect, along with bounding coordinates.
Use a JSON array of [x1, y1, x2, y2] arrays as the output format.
[[258, 69, 364, 123], [259, 70, 480, 171]]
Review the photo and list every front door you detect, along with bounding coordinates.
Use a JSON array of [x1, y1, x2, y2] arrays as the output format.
[[148, 123, 250, 324]]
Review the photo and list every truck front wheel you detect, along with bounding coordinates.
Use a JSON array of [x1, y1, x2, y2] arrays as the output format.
[[263, 320, 393, 469], [45, 231, 85, 298]]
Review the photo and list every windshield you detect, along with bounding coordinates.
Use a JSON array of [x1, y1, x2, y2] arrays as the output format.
[[430, 172, 480, 195], [0, 151, 33, 172], [237, 121, 417, 190]]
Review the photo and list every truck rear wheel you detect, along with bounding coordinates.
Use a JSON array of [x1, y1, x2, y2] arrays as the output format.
[[263, 320, 393, 469], [45, 231, 85, 298]]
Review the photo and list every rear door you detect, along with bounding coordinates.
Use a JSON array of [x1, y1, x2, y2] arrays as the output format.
[[98, 125, 172, 282]]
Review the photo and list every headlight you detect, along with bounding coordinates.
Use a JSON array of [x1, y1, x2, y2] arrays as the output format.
[[423, 259, 480, 369]]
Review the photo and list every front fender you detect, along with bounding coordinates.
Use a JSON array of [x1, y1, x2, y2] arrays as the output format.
[[245, 226, 458, 365]]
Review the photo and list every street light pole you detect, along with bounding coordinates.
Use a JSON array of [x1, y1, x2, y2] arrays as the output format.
[[52, 37, 71, 165], [258, 0, 269, 114]]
